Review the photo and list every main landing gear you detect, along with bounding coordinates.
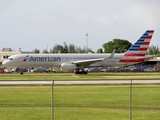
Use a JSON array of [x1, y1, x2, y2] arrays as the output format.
[[75, 70, 88, 75]]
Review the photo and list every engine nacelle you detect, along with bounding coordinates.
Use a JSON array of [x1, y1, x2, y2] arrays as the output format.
[[61, 63, 77, 72]]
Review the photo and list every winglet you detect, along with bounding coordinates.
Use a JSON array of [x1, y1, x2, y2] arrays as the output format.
[[106, 49, 116, 59]]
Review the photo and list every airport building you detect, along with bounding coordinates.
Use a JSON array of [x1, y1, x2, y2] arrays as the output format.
[[146, 57, 160, 67]]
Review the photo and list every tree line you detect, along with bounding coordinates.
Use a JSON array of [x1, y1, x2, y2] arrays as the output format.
[[33, 39, 160, 56], [34, 42, 94, 54]]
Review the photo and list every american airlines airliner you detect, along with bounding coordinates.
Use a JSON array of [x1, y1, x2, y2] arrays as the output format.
[[2, 30, 154, 74]]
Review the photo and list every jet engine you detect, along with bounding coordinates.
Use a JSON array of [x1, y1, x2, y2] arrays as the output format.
[[61, 63, 77, 72]]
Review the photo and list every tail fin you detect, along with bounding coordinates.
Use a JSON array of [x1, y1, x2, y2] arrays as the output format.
[[119, 30, 154, 63], [125, 30, 154, 56]]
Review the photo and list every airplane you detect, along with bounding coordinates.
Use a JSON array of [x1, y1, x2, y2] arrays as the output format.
[[2, 30, 154, 75]]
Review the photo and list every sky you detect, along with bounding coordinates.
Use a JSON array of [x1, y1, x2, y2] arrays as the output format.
[[0, 0, 160, 52]]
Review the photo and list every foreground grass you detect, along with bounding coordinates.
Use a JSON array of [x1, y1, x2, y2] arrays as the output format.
[[0, 85, 160, 120], [1, 72, 160, 80], [1, 107, 160, 120]]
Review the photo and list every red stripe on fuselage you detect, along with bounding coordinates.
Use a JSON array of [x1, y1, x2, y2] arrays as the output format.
[[119, 59, 145, 62], [124, 54, 145, 56]]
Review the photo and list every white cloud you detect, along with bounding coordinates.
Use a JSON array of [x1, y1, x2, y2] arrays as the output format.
[[121, 1, 160, 29], [76, 0, 160, 29], [92, 14, 115, 27]]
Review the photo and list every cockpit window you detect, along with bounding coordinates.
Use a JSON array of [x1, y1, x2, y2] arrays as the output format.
[[8, 58, 13, 60]]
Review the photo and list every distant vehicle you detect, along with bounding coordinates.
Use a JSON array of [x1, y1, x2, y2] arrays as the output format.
[[132, 67, 144, 72], [31, 68, 46, 72], [153, 66, 159, 71], [125, 66, 136, 71], [46, 68, 54, 72], [107, 68, 117, 72], [100, 68, 110, 72], [144, 67, 155, 72], [0, 68, 5, 73], [116, 67, 130, 72], [4, 68, 12, 73], [14, 68, 28, 72], [88, 68, 100, 72], [11, 68, 15, 72]]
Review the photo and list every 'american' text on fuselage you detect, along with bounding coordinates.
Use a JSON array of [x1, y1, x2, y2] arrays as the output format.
[[29, 56, 61, 62]]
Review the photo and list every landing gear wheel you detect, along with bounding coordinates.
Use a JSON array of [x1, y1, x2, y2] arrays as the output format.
[[75, 70, 88, 75], [75, 70, 79, 74], [20, 72, 23, 75], [83, 71, 88, 75], [20, 69, 23, 75]]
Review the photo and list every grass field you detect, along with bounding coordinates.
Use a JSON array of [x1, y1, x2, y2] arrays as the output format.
[[0, 85, 160, 120], [0, 72, 160, 120]]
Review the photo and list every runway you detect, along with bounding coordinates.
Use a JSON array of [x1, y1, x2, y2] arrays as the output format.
[[0, 80, 160, 86]]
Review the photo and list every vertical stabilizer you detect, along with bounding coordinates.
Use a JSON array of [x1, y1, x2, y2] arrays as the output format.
[[125, 30, 154, 56], [119, 30, 154, 63]]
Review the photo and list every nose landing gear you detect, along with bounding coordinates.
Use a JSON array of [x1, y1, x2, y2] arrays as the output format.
[[20, 68, 23, 75], [20, 72, 23, 75]]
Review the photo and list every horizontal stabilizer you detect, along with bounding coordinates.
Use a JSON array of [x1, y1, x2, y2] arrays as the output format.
[[134, 55, 155, 60]]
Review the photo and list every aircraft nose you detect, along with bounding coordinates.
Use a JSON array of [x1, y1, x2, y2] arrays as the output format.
[[2, 61, 8, 66], [2, 61, 6, 66]]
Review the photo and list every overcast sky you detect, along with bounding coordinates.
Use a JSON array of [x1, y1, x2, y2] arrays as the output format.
[[0, 0, 160, 52]]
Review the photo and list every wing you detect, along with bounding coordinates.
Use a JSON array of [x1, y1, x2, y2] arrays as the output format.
[[73, 58, 105, 66], [73, 49, 115, 66]]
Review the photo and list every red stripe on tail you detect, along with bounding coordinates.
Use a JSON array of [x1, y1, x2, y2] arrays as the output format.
[[142, 42, 150, 45], [138, 48, 148, 51], [146, 36, 152, 39]]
